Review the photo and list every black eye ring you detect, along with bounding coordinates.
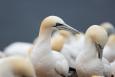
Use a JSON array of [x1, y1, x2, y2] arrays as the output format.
[[55, 23, 63, 27]]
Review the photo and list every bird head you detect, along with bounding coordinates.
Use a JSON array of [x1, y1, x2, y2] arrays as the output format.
[[40, 16, 80, 34], [85, 25, 108, 48], [85, 25, 108, 59], [100, 22, 115, 36]]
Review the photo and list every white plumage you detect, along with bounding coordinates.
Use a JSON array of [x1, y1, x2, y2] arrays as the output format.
[[4, 42, 33, 57], [75, 25, 108, 77], [30, 16, 79, 77], [0, 56, 36, 77], [103, 35, 115, 63], [1, 16, 115, 77]]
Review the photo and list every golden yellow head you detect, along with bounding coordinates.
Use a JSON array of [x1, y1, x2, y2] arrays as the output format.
[[59, 30, 71, 38], [101, 22, 114, 30], [51, 30, 70, 51], [40, 16, 65, 30], [100, 22, 115, 36], [85, 25, 108, 47], [40, 15, 79, 34]]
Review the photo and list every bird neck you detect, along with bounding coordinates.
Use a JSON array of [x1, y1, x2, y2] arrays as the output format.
[[51, 34, 66, 51], [33, 27, 52, 55]]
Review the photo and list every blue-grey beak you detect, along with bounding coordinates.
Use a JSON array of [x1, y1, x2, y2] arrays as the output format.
[[56, 23, 80, 34]]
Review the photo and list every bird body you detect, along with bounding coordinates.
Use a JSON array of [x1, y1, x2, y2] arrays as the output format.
[[0, 56, 36, 77], [31, 16, 79, 77], [102, 57, 112, 77], [61, 33, 85, 68], [103, 35, 115, 63], [4, 42, 33, 57], [110, 60, 115, 76], [76, 37, 104, 77], [75, 25, 108, 77]]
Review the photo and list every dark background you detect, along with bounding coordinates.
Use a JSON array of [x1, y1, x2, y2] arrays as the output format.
[[0, 0, 115, 50]]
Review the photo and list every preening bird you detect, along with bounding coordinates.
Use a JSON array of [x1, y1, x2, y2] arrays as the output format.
[[100, 22, 115, 36], [0, 56, 36, 77], [4, 42, 33, 57], [103, 34, 115, 63], [75, 25, 108, 77], [30, 16, 79, 77]]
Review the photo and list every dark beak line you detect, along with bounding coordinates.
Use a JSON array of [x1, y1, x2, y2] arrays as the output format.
[[56, 25, 80, 34], [95, 43, 103, 59]]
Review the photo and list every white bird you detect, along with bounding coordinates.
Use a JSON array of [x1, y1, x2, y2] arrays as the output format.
[[52, 28, 85, 69], [100, 22, 115, 36], [103, 34, 115, 63], [110, 60, 115, 77], [0, 56, 36, 77], [51, 30, 81, 77], [4, 42, 33, 57], [30, 16, 79, 77], [75, 25, 108, 77]]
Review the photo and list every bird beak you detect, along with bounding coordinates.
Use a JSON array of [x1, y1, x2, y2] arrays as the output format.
[[56, 24, 80, 34], [95, 43, 103, 59]]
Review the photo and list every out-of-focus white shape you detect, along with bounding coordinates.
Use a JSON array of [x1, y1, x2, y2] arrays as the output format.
[[4, 42, 33, 57], [0, 56, 36, 77]]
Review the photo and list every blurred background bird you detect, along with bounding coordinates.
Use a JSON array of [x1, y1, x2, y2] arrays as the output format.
[[3, 42, 33, 57], [0, 56, 36, 77], [100, 22, 115, 36]]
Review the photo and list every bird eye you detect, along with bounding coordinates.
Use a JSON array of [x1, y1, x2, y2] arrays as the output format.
[[55, 23, 63, 27]]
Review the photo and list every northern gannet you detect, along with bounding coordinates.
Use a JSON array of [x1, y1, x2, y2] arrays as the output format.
[[30, 16, 79, 77], [100, 22, 115, 36], [76, 25, 108, 77], [0, 56, 36, 77], [52, 29, 84, 69], [51, 30, 80, 77], [4, 42, 33, 57]]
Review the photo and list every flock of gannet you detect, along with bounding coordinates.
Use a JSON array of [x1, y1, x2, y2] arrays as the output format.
[[0, 16, 115, 77]]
